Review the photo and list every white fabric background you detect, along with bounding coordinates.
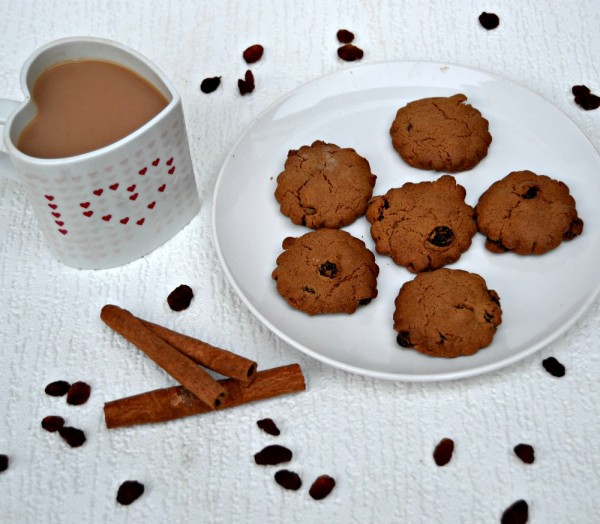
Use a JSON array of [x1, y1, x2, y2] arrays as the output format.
[[1, 1, 599, 522]]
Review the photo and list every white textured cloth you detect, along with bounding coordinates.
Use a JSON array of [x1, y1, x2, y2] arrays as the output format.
[[1, 1, 599, 522]]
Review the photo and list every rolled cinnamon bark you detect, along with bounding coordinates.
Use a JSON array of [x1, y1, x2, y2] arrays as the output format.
[[104, 364, 305, 429], [140, 319, 257, 384], [100, 305, 226, 410]]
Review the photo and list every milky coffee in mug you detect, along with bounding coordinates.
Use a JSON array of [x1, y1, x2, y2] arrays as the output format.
[[18, 59, 169, 159]]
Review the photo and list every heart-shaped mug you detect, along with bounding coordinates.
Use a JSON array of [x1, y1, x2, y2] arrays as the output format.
[[0, 36, 200, 269]]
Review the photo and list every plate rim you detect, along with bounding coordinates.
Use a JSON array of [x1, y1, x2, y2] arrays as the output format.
[[211, 59, 600, 382]]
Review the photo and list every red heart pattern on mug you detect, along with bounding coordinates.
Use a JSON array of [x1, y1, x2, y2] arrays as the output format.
[[43, 194, 68, 235], [78, 156, 176, 227], [39, 152, 182, 241]]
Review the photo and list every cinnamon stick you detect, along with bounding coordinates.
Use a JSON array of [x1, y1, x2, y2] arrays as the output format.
[[100, 305, 226, 410], [140, 319, 257, 384], [104, 364, 305, 429]]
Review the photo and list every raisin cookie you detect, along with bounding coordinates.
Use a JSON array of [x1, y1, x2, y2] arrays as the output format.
[[389, 94, 492, 172], [274, 140, 377, 229], [365, 175, 476, 272], [393, 268, 502, 358], [272, 229, 379, 315], [475, 170, 584, 255]]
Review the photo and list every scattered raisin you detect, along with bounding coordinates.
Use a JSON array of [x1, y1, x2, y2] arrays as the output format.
[[309, 475, 336, 500], [257, 418, 281, 436], [336, 29, 355, 43], [66, 381, 91, 406], [358, 298, 372, 306], [433, 438, 454, 466], [542, 356, 566, 377], [116, 480, 145, 505], [396, 331, 413, 348], [479, 12, 500, 30], [254, 444, 292, 465], [302, 286, 316, 294], [513, 443, 535, 464], [167, 284, 194, 311], [58, 426, 86, 448], [45, 380, 71, 397], [572, 85, 590, 97], [337, 44, 364, 62], [319, 261, 338, 278], [572, 85, 600, 110], [577, 94, 600, 110], [238, 70, 255, 95], [501, 499, 529, 524], [0, 454, 8, 473], [200, 76, 221, 94], [243, 44, 264, 64], [274, 469, 302, 490], [41, 416, 65, 433], [427, 226, 454, 247]]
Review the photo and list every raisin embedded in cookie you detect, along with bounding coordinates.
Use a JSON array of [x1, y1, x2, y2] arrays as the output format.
[[393, 268, 502, 358], [274, 140, 377, 229], [475, 170, 584, 255], [365, 175, 477, 273], [389, 94, 492, 172], [272, 229, 379, 315]]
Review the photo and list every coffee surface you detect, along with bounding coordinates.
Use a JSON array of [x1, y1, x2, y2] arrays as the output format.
[[18, 59, 168, 158]]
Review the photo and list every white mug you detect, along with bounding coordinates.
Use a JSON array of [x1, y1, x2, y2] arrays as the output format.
[[0, 37, 200, 269]]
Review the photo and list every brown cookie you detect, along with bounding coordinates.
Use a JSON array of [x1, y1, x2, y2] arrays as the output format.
[[274, 140, 376, 229], [475, 170, 584, 255], [365, 175, 476, 272], [393, 269, 502, 358], [389, 94, 492, 172], [272, 229, 379, 315]]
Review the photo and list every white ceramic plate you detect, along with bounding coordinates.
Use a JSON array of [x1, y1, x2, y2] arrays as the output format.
[[212, 61, 600, 381]]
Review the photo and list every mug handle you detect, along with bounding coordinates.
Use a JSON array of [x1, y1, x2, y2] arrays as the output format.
[[0, 98, 22, 182]]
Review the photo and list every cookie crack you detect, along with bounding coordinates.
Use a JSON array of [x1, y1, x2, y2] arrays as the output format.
[[320, 170, 335, 192], [431, 101, 474, 138], [454, 302, 474, 313]]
